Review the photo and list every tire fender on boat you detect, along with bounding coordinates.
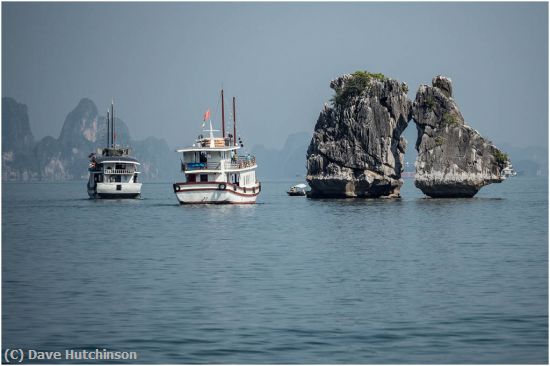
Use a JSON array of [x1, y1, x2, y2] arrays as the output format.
[[173, 184, 181, 192], [218, 183, 226, 191]]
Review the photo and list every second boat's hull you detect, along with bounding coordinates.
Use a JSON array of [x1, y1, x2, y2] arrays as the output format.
[[88, 182, 142, 199]]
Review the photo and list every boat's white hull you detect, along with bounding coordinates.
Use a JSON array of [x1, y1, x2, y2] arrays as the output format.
[[88, 182, 142, 199], [173, 182, 260, 204]]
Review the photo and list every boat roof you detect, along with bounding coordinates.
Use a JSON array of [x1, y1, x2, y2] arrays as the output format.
[[176, 146, 240, 153], [177, 121, 243, 153], [95, 156, 140, 165]]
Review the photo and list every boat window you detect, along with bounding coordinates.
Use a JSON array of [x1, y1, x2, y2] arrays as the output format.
[[116, 164, 124, 170], [114, 175, 122, 183], [200, 174, 208, 182], [200, 152, 208, 163], [187, 174, 196, 183], [134, 173, 138, 183]]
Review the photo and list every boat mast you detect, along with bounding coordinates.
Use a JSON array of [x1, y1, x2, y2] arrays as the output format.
[[111, 100, 115, 147], [221, 89, 225, 138], [232, 97, 237, 146], [106, 110, 111, 147]]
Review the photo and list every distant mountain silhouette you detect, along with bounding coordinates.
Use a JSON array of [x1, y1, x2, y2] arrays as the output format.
[[2, 97, 178, 181], [251, 131, 311, 181], [2, 98, 39, 180]]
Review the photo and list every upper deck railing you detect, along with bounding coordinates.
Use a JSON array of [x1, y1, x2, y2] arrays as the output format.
[[88, 165, 136, 174], [185, 162, 221, 171], [182, 156, 256, 172], [227, 156, 256, 170], [105, 169, 136, 175]]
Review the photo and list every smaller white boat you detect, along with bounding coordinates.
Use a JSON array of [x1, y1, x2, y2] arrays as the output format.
[[87, 101, 142, 199], [287, 183, 307, 196]]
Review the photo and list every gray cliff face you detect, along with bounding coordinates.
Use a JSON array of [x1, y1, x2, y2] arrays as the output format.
[[2, 97, 34, 152], [412, 76, 506, 197], [2, 98, 38, 180], [37, 98, 132, 181], [59, 98, 131, 148], [306, 73, 412, 198]]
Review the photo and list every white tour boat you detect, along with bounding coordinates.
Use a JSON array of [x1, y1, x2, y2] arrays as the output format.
[[87, 102, 142, 199], [173, 91, 261, 204]]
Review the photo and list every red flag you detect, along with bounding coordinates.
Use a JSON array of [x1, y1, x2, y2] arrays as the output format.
[[203, 109, 211, 122]]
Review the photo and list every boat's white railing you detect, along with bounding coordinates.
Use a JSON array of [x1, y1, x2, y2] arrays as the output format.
[[184, 162, 221, 171], [182, 156, 256, 172], [104, 169, 136, 174], [227, 157, 256, 170]]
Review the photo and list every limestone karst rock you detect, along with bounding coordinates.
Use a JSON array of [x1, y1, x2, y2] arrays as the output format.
[[306, 72, 412, 198], [412, 76, 507, 198], [306, 72, 508, 198], [37, 98, 131, 180]]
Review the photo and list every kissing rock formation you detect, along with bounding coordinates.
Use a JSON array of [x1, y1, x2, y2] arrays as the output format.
[[306, 72, 411, 198], [306, 72, 508, 198]]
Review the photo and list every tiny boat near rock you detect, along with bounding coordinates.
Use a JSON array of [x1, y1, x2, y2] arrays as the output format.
[[173, 90, 261, 204], [502, 162, 517, 179], [87, 101, 142, 199], [287, 183, 307, 196]]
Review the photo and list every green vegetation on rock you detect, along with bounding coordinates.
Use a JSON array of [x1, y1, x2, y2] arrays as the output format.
[[442, 112, 459, 125], [494, 150, 509, 166], [331, 71, 386, 106], [423, 97, 436, 110]]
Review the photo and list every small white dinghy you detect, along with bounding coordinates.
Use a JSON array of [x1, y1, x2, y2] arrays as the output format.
[[287, 183, 307, 196]]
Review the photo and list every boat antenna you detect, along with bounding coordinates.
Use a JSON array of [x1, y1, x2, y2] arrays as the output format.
[[208, 120, 215, 147], [203, 116, 220, 149], [221, 89, 225, 138], [232, 97, 237, 146], [111, 99, 115, 147], [106, 109, 111, 147]]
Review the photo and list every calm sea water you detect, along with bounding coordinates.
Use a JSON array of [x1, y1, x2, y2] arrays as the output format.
[[2, 177, 548, 363]]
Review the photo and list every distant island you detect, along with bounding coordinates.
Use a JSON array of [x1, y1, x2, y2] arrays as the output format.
[[2, 97, 313, 183], [2, 97, 180, 182]]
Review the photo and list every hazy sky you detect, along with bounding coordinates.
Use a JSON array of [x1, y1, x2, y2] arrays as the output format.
[[3, 2, 548, 150]]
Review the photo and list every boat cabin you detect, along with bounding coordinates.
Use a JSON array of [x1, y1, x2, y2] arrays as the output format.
[[89, 148, 140, 185], [178, 137, 257, 187]]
